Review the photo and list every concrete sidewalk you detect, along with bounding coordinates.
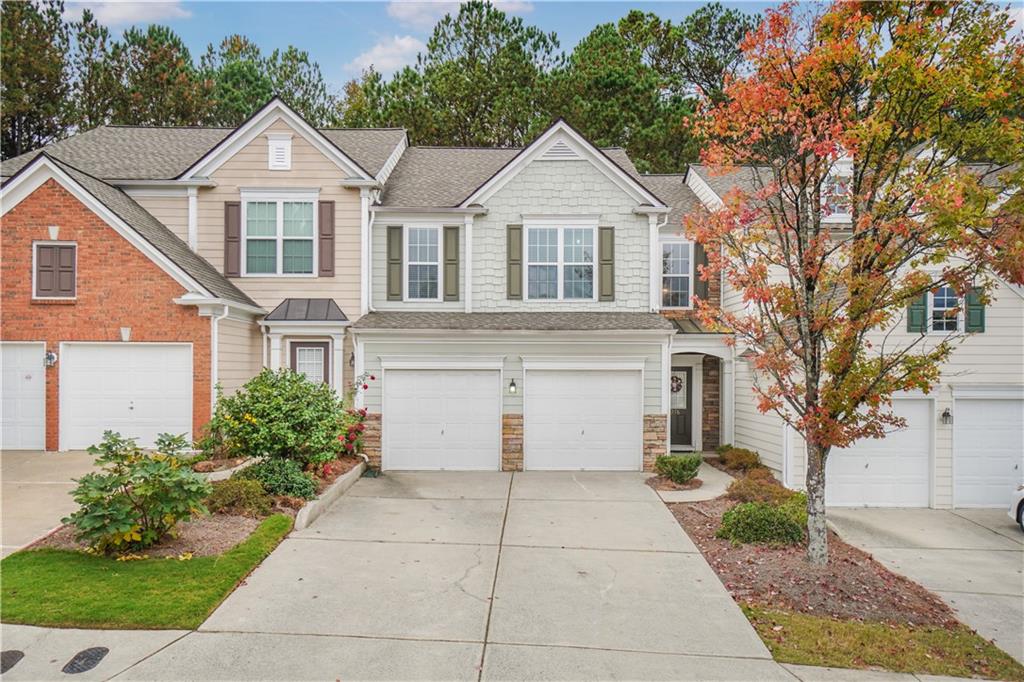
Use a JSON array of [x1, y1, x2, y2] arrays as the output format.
[[828, 507, 1024, 664]]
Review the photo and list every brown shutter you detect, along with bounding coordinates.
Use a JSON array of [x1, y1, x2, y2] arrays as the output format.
[[56, 245, 76, 296], [318, 200, 335, 277], [507, 224, 522, 300], [598, 226, 615, 301], [224, 201, 241, 277], [387, 225, 403, 300], [35, 244, 56, 296], [443, 225, 460, 301], [693, 242, 709, 301]]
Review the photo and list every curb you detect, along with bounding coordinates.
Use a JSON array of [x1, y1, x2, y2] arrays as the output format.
[[198, 458, 254, 482], [293, 462, 366, 531]]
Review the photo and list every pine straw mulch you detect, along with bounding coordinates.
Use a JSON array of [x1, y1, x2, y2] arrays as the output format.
[[192, 456, 249, 473], [645, 475, 704, 491], [313, 455, 363, 494], [669, 497, 958, 628]]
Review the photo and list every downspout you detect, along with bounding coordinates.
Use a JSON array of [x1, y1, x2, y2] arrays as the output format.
[[210, 304, 229, 413], [360, 189, 371, 316]]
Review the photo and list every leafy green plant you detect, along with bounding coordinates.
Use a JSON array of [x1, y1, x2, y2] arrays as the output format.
[[154, 432, 190, 456], [721, 447, 761, 471], [726, 468, 796, 504], [232, 458, 316, 500], [716, 443, 733, 455], [62, 431, 211, 553], [654, 454, 702, 484], [205, 479, 272, 517], [717, 499, 806, 546]]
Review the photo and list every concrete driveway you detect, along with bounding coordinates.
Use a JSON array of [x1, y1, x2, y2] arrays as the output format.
[[112, 471, 789, 681], [1, 450, 96, 557], [828, 507, 1024, 664]]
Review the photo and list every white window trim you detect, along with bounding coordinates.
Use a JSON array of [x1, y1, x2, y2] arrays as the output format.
[[659, 237, 694, 310], [32, 240, 77, 300], [403, 224, 443, 302], [523, 218, 599, 302], [928, 285, 963, 335], [821, 170, 853, 224], [240, 190, 318, 278], [267, 133, 293, 171]]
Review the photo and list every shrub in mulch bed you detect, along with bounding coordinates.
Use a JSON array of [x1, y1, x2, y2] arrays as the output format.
[[670, 497, 958, 627]]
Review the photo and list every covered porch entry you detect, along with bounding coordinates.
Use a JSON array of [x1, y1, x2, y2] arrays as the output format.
[[668, 321, 733, 453]]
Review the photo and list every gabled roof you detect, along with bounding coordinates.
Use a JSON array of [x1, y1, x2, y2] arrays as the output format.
[[1, 153, 259, 309], [687, 164, 770, 200]]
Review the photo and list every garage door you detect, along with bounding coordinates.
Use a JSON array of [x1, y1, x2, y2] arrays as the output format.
[[383, 369, 501, 470], [954, 398, 1024, 508], [1, 342, 46, 450], [826, 399, 931, 507], [61, 343, 192, 450], [525, 370, 642, 470]]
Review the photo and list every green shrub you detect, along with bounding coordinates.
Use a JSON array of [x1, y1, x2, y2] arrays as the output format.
[[205, 479, 272, 517], [62, 431, 211, 552], [654, 454, 702, 484], [717, 500, 806, 545], [232, 459, 317, 500], [716, 443, 733, 455], [199, 369, 346, 465], [726, 468, 795, 504], [722, 447, 761, 471]]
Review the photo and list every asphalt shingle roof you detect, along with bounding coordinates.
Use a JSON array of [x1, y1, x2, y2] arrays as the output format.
[[637, 174, 706, 229], [353, 311, 674, 331], [687, 164, 770, 199]]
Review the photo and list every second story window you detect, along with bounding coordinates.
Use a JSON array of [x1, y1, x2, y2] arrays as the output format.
[[823, 173, 852, 219], [931, 285, 960, 332], [525, 223, 596, 300], [242, 194, 316, 276], [34, 242, 76, 298], [661, 240, 691, 309], [406, 226, 440, 300]]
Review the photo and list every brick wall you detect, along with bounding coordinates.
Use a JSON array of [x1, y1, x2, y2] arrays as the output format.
[[501, 413, 523, 471], [0, 179, 211, 449], [643, 414, 668, 471], [701, 356, 720, 450], [362, 413, 382, 468]]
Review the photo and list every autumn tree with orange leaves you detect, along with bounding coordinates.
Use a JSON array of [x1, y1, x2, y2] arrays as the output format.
[[686, 0, 1024, 564]]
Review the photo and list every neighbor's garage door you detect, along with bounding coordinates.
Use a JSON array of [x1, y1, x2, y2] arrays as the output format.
[[826, 399, 931, 507], [61, 343, 192, 450], [525, 370, 642, 470], [954, 398, 1024, 508], [1, 342, 46, 450], [383, 369, 501, 470]]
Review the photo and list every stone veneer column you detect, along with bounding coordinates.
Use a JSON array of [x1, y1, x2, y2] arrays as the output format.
[[362, 413, 382, 469], [643, 414, 668, 471], [701, 356, 721, 451], [502, 414, 524, 471]]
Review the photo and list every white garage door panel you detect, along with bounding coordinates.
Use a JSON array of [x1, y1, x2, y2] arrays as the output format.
[[62, 344, 192, 450], [384, 369, 500, 470], [954, 398, 1024, 508], [826, 399, 931, 507], [526, 370, 642, 471], [1, 343, 46, 450]]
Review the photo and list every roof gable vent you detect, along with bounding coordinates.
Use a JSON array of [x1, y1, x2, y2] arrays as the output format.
[[267, 133, 292, 170], [539, 139, 581, 161]]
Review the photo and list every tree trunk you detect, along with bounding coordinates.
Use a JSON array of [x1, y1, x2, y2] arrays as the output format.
[[805, 442, 828, 565]]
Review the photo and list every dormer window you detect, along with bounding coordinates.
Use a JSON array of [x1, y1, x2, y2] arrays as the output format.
[[267, 134, 292, 171]]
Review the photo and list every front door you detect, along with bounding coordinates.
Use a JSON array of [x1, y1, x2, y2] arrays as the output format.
[[670, 367, 692, 449], [291, 342, 329, 384]]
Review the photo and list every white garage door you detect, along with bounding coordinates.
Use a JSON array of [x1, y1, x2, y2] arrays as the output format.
[[1, 342, 46, 450], [61, 343, 192, 450], [525, 370, 642, 470], [383, 369, 501, 470], [954, 398, 1024, 508], [826, 399, 931, 507]]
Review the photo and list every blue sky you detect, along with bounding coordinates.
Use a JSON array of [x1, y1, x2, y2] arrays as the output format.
[[64, 1, 780, 90]]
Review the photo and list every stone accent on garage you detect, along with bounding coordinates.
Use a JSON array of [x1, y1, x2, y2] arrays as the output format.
[[643, 414, 668, 471], [362, 413, 382, 469], [501, 413, 523, 471], [702, 356, 721, 450]]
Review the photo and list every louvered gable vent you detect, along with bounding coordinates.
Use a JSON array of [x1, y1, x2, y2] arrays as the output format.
[[539, 139, 581, 161], [267, 133, 292, 170]]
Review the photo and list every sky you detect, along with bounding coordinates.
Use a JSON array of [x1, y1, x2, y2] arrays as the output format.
[[61, 1, 781, 90]]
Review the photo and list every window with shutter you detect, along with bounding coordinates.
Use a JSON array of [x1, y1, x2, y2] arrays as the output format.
[[906, 292, 928, 333], [34, 242, 76, 298], [660, 239, 692, 308], [965, 288, 985, 333]]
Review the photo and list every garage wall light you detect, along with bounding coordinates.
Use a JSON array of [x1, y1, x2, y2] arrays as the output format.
[[44, 350, 58, 367], [508, 378, 517, 394], [940, 408, 953, 425]]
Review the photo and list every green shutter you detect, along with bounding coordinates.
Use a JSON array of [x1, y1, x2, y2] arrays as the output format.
[[693, 242, 709, 301], [387, 225, 403, 300], [443, 225, 460, 301], [906, 292, 928, 333], [965, 288, 985, 332], [598, 226, 615, 301], [507, 224, 522, 300]]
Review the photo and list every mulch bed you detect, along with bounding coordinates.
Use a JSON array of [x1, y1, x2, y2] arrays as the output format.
[[646, 475, 704, 491], [31, 514, 260, 558], [669, 497, 958, 627], [703, 456, 739, 475], [192, 456, 248, 473], [313, 455, 362, 494]]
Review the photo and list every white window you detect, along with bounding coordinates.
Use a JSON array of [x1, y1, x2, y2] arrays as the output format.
[[931, 285, 960, 333], [823, 174, 852, 219], [267, 134, 292, 170], [525, 222, 596, 300], [242, 193, 317, 276], [661, 240, 692, 308], [406, 226, 440, 300]]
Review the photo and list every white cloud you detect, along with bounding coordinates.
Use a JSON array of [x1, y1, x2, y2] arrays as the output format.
[[345, 35, 427, 75], [64, 1, 191, 26], [386, 1, 533, 31]]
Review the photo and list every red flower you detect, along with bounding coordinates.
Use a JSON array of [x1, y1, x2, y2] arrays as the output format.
[[369, 375, 376, 381], [362, 384, 369, 390]]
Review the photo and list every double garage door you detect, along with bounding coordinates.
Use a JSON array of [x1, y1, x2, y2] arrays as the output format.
[[0, 342, 192, 451], [382, 368, 642, 471]]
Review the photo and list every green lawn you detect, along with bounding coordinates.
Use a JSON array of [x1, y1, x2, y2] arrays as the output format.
[[744, 606, 1024, 681], [0, 514, 292, 630]]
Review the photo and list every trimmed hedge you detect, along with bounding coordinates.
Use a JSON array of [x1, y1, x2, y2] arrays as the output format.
[[721, 447, 761, 471], [717, 495, 807, 545], [726, 468, 795, 504]]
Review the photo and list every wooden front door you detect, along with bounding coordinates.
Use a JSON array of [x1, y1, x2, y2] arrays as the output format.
[[670, 367, 693, 449]]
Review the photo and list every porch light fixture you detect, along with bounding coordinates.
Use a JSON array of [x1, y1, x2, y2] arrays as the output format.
[[940, 408, 953, 425], [508, 378, 517, 394], [349, 352, 355, 368], [44, 350, 58, 367]]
